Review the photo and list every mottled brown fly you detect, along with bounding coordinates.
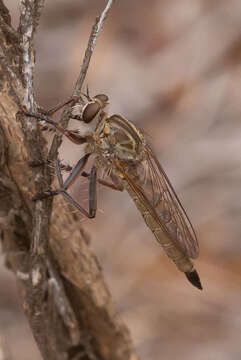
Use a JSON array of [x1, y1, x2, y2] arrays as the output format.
[[24, 92, 202, 290]]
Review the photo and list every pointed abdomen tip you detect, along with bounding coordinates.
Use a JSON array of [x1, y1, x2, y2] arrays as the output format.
[[185, 269, 203, 290]]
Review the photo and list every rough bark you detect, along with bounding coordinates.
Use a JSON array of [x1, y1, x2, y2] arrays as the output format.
[[0, 1, 139, 360]]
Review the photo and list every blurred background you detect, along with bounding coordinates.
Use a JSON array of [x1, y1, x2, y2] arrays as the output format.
[[1, 0, 241, 359]]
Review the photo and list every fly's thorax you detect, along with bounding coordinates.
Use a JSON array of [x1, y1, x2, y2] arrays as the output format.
[[84, 135, 96, 154], [95, 114, 146, 162]]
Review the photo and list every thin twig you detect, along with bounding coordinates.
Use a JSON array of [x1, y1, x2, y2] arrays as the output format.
[[73, 0, 115, 96], [19, 0, 45, 109]]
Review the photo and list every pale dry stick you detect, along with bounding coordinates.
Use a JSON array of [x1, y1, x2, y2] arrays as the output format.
[[19, 0, 45, 109]]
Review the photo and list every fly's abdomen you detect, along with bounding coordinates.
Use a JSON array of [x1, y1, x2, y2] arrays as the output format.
[[142, 210, 193, 273], [124, 181, 193, 273]]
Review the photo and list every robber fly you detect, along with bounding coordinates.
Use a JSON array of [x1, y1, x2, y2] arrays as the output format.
[[24, 92, 202, 290]]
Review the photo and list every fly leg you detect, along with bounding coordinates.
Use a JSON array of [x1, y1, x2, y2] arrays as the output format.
[[81, 172, 124, 191], [36, 161, 123, 192], [23, 111, 87, 144], [37, 97, 80, 117], [30, 159, 122, 192], [55, 158, 97, 218], [33, 155, 97, 219]]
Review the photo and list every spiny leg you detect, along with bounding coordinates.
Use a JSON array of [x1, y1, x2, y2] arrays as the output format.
[[37, 96, 80, 116], [24, 111, 87, 144], [29, 159, 72, 172]]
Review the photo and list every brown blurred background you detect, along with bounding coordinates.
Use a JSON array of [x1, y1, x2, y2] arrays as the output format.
[[1, 0, 241, 359]]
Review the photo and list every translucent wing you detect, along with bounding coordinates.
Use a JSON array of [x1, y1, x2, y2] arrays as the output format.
[[118, 145, 199, 259]]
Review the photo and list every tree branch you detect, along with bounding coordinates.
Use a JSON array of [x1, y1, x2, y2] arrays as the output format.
[[0, 1, 139, 360]]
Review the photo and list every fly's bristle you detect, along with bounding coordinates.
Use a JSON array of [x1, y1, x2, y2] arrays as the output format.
[[185, 269, 203, 290]]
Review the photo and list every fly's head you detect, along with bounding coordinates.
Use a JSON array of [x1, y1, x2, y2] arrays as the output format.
[[70, 93, 109, 145], [80, 93, 109, 124]]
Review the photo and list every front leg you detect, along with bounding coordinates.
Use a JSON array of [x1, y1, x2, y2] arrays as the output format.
[[37, 96, 80, 116], [23, 111, 87, 145]]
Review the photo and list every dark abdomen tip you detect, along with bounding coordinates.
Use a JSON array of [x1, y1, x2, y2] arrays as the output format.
[[185, 269, 203, 290]]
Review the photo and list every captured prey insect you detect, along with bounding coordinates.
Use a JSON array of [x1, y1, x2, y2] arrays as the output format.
[[24, 92, 202, 290]]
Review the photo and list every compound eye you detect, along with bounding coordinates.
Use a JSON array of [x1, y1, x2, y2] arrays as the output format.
[[94, 94, 109, 106], [82, 102, 100, 123]]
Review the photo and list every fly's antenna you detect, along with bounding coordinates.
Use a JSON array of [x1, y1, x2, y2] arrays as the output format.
[[80, 85, 92, 102], [86, 85, 91, 100]]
